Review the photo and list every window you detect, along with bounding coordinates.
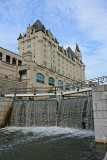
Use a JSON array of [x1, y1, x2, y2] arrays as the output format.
[[58, 80, 63, 88], [27, 45, 31, 48], [62, 70, 64, 75], [43, 61, 46, 67], [72, 85, 75, 91], [36, 73, 44, 83], [0, 52, 2, 60], [48, 77, 55, 86], [53, 66, 56, 71], [6, 55, 10, 63], [58, 68, 60, 73], [44, 49, 46, 53], [65, 83, 69, 90], [27, 39, 31, 43], [44, 54, 46, 59], [21, 73, 26, 82], [77, 86, 79, 91], [12, 58, 17, 65], [18, 60, 22, 66]]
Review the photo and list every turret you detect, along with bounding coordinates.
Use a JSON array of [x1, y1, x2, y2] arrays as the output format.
[[75, 44, 82, 61]]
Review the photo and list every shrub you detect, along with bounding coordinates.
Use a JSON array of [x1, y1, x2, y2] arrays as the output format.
[[48, 88, 54, 93]]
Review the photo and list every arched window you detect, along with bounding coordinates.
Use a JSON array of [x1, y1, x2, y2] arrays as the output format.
[[6, 55, 10, 63], [48, 77, 55, 86], [58, 80, 63, 88], [65, 83, 69, 90], [12, 57, 17, 65], [0, 52, 2, 60], [36, 73, 44, 83], [18, 60, 22, 66], [72, 85, 75, 91]]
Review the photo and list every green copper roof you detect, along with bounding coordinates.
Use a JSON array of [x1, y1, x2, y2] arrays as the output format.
[[67, 47, 78, 59]]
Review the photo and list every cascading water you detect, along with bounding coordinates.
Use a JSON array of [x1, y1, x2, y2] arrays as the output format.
[[11, 101, 58, 127], [1, 96, 106, 160], [58, 96, 93, 130], [10, 96, 94, 130]]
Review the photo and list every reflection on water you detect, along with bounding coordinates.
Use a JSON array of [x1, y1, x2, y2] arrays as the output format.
[[0, 127, 106, 160]]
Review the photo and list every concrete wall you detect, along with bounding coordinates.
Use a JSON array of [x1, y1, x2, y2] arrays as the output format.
[[92, 85, 107, 143], [0, 97, 13, 128]]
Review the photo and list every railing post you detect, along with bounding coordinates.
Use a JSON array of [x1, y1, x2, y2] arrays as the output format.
[[55, 87, 56, 94], [34, 88, 36, 95]]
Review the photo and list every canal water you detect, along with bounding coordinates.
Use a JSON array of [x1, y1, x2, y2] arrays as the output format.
[[0, 126, 106, 160]]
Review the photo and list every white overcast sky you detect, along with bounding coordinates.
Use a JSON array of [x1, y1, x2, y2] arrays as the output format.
[[0, 0, 107, 80]]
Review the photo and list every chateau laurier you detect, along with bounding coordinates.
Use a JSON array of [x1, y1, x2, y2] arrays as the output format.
[[0, 20, 85, 93]]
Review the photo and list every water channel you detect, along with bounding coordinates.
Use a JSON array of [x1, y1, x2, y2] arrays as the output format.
[[0, 96, 106, 159], [0, 126, 106, 160]]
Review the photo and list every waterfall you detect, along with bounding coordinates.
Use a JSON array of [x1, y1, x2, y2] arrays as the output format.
[[11, 101, 58, 127], [10, 96, 94, 129], [58, 96, 93, 130]]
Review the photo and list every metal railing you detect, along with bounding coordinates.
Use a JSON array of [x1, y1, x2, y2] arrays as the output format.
[[85, 76, 107, 85], [9, 86, 63, 95]]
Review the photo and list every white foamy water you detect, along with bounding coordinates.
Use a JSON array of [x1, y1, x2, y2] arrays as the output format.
[[2, 126, 95, 137], [1, 127, 105, 160]]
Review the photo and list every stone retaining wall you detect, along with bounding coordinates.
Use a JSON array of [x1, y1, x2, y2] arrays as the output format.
[[0, 78, 27, 94], [92, 85, 107, 143], [0, 97, 13, 128]]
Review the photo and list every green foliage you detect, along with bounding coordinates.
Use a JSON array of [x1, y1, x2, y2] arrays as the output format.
[[48, 88, 54, 93]]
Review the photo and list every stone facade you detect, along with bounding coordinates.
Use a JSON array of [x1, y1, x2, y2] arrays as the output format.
[[0, 79, 27, 94], [92, 85, 107, 143], [0, 97, 13, 128], [0, 20, 85, 93]]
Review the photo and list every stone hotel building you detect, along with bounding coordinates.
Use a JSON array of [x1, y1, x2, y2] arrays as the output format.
[[0, 20, 85, 93]]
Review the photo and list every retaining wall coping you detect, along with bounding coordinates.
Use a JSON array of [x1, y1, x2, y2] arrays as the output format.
[[92, 85, 107, 92]]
